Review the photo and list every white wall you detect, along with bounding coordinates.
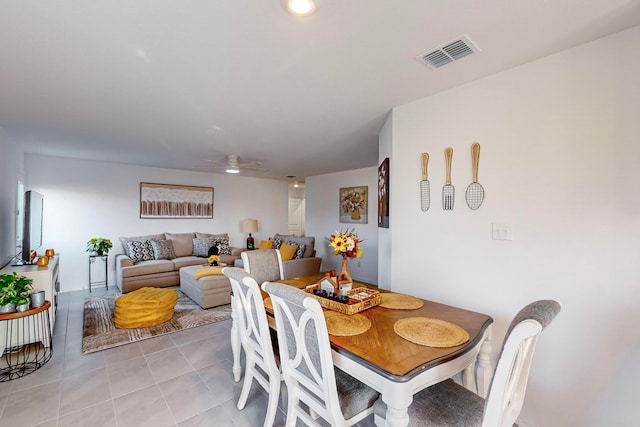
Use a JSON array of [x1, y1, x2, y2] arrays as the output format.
[[0, 130, 24, 269], [25, 154, 289, 291], [306, 167, 378, 285], [377, 114, 392, 290], [387, 26, 640, 426]]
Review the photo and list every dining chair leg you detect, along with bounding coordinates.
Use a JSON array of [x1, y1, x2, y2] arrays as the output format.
[[285, 392, 299, 427], [237, 354, 256, 409], [264, 375, 280, 427]]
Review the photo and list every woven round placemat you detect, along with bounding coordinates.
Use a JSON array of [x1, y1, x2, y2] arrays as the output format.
[[324, 311, 371, 336], [379, 293, 424, 310], [393, 317, 470, 348], [263, 297, 273, 311]]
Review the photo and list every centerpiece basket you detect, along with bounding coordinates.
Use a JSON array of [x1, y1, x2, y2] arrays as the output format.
[[304, 283, 381, 315]]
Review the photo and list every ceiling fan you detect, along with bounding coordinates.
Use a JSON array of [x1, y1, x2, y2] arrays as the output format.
[[201, 155, 268, 174]]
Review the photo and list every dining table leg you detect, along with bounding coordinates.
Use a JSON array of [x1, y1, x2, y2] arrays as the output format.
[[476, 328, 493, 397], [381, 385, 412, 427], [230, 294, 242, 382]]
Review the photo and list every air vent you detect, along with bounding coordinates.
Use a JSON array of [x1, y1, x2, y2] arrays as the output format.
[[416, 35, 480, 70]]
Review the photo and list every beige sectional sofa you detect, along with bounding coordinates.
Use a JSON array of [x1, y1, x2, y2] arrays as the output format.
[[234, 233, 322, 278], [115, 232, 244, 294]]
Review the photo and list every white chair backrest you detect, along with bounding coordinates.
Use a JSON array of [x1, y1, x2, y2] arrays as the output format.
[[483, 300, 561, 427], [262, 281, 346, 425], [223, 267, 277, 373], [241, 249, 284, 285]]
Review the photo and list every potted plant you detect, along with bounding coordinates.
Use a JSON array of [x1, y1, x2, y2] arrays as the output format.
[[86, 237, 113, 255], [0, 273, 34, 313]]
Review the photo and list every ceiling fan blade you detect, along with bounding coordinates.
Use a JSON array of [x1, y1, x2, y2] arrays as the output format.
[[239, 161, 268, 171]]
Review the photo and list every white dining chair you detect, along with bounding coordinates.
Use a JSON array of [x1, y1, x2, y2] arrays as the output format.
[[241, 249, 284, 285], [373, 299, 561, 427], [262, 281, 380, 427], [223, 267, 280, 427]]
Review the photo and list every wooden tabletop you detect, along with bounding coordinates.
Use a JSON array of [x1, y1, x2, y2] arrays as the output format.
[[272, 275, 493, 382]]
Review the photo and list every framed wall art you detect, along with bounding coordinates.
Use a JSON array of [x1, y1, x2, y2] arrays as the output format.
[[378, 158, 389, 228], [140, 182, 214, 219], [339, 186, 368, 224]]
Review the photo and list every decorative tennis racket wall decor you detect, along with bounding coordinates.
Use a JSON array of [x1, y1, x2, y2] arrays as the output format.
[[418, 142, 485, 211]]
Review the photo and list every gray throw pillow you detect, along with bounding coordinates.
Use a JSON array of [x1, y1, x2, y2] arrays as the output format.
[[193, 237, 217, 257], [126, 240, 155, 263], [151, 239, 176, 260]]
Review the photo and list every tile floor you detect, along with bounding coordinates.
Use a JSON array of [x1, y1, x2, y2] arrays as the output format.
[[0, 287, 376, 427]]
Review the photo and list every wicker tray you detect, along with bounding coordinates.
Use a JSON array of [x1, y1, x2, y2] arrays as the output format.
[[304, 284, 381, 315]]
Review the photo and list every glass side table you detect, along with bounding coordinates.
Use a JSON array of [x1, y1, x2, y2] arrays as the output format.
[[88, 254, 108, 292]]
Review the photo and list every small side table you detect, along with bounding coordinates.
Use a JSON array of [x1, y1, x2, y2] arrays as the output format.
[[89, 254, 108, 292], [0, 301, 53, 382]]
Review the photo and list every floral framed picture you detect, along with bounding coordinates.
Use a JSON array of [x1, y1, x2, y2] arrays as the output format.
[[140, 182, 214, 218], [339, 186, 368, 224], [378, 158, 389, 228]]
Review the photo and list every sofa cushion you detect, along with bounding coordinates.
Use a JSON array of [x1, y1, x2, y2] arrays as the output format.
[[172, 256, 207, 270], [126, 240, 155, 262], [193, 237, 216, 257], [165, 232, 196, 257], [120, 233, 166, 256], [274, 233, 315, 258], [121, 260, 174, 278], [195, 232, 229, 240], [279, 243, 298, 261], [219, 254, 240, 265], [151, 239, 176, 260], [259, 240, 273, 250]]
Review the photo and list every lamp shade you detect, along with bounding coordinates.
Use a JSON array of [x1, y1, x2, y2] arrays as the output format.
[[241, 219, 258, 233]]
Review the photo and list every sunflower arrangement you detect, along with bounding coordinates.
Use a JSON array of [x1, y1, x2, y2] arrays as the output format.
[[328, 229, 363, 259]]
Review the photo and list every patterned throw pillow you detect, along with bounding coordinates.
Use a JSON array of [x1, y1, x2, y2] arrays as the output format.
[[271, 238, 283, 250], [193, 237, 216, 257], [151, 239, 176, 260], [288, 241, 306, 260], [126, 240, 155, 263], [214, 237, 231, 255]]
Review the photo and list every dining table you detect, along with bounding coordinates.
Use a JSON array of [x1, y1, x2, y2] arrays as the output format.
[[230, 275, 494, 427]]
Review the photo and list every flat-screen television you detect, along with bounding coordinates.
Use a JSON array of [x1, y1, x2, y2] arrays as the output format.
[[21, 190, 44, 264]]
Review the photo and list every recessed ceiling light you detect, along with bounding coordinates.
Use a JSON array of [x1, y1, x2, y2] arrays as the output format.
[[284, 0, 316, 17]]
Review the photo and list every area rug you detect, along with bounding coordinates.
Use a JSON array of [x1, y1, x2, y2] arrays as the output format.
[[82, 290, 232, 354]]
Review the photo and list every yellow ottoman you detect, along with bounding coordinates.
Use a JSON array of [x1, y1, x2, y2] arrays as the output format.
[[114, 287, 178, 329]]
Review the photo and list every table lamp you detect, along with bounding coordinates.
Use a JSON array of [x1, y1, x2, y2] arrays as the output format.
[[241, 219, 258, 250]]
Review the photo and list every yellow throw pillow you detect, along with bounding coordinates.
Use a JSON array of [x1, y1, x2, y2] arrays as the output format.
[[259, 240, 273, 250], [195, 266, 224, 280], [279, 243, 298, 261]]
